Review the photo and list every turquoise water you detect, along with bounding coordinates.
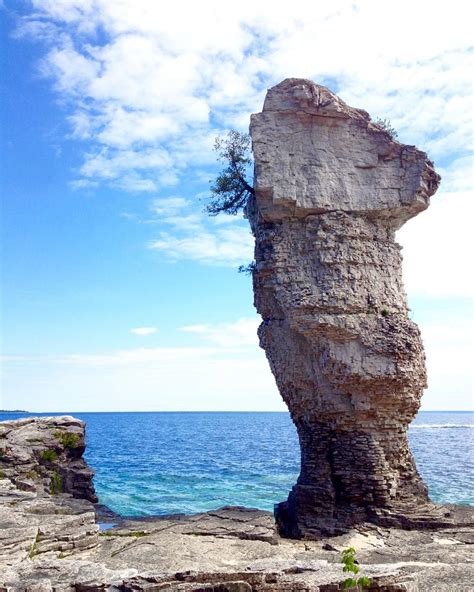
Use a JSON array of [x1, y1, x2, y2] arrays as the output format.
[[1, 411, 472, 516]]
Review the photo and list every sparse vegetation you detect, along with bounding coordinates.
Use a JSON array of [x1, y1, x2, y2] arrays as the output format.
[[100, 530, 147, 538], [0, 470, 6, 479], [341, 547, 372, 590], [373, 117, 398, 140], [54, 430, 80, 448], [381, 308, 389, 317], [50, 471, 63, 494], [40, 449, 58, 462], [207, 130, 254, 216], [238, 261, 256, 275], [28, 533, 40, 559]]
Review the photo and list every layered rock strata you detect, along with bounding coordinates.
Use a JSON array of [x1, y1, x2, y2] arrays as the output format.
[[0, 416, 97, 502], [1, 417, 473, 591], [248, 78, 441, 537]]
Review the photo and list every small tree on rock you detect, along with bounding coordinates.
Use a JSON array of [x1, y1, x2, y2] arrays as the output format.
[[206, 130, 254, 216]]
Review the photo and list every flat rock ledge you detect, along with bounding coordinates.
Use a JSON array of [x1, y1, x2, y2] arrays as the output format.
[[1, 417, 473, 591]]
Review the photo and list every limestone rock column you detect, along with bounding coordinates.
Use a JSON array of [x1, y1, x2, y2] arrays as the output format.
[[248, 79, 440, 537]]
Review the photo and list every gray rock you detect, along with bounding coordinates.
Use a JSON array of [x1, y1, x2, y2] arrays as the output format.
[[247, 78, 451, 537], [0, 416, 97, 503]]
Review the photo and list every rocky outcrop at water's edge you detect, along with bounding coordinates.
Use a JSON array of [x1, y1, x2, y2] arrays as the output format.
[[1, 416, 473, 591]]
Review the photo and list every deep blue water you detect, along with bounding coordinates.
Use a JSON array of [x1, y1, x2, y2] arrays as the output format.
[[0, 411, 472, 515]]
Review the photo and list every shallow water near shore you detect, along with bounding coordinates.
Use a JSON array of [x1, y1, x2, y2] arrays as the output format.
[[1, 410, 472, 516]]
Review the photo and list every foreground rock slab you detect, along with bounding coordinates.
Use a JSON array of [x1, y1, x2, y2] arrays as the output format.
[[2, 500, 474, 591], [248, 78, 442, 537], [1, 417, 473, 591]]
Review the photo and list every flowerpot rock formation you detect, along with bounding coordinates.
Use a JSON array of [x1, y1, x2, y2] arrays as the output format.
[[248, 78, 441, 537]]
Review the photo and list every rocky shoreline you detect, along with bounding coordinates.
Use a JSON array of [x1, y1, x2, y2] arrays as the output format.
[[1, 416, 473, 591]]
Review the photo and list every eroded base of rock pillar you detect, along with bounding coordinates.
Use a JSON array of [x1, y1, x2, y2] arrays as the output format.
[[275, 421, 433, 537]]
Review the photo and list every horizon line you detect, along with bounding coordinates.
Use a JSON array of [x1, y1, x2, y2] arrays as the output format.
[[1, 409, 473, 414]]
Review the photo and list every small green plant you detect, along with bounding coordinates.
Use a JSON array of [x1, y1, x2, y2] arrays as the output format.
[[50, 471, 62, 494], [40, 449, 58, 462], [28, 541, 38, 559], [28, 533, 40, 559], [341, 547, 372, 590], [381, 308, 389, 317], [25, 470, 38, 480], [54, 430, 80, 448], [373, 117, 398, 140], [0, 470, 6, 478], [238, 261, 256, 275]]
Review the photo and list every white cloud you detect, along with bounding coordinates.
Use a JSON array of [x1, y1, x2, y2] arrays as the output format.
[[130, 327, 158, 336], [149, 226, 253, 266], [180, 317, 260, 347], [13, 0, 473, 277], [146, 194, 254, 266], [151, 197, 189, 216], [14, 0, 472, 194], [1, 317, 282, 411], [419, 315, 473, 411], [397, 190, 473, 298]]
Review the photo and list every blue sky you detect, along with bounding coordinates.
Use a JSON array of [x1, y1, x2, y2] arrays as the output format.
[[1, 0, 472, 411]]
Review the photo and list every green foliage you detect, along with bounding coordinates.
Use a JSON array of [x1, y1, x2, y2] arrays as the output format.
[[341, 547, 372, 590], [40, 449, 58, 462], [238, 261, 256, 275], [28, 533, 40, 559], [28, 541, 38, 559], [381, 308, 389, 317], [54, 430, 80, 448], [50, 470, 63, 495], [0, 470, 6, 478], [207, 130, 254, 216], [373, 117, 398, 140]]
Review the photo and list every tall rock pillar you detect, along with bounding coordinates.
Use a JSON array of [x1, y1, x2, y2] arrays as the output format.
[[248, 79, 440, 537]]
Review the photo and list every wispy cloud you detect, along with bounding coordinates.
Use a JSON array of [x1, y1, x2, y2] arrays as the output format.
[[145, 195, 253, 266], [10, 1, 473, 280], [2, 313, 471, 410], [149, 226, 253, 266], [14, 0, 472, 193], [1, 317, 281, 411], [130, 327, 159, 336], [180, 317, 260, 347]]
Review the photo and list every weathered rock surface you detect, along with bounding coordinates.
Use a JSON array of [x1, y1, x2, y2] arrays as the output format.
[[248, 78, 443, 537], [0, 416, 97, 502], [1, 417, 473, 591]]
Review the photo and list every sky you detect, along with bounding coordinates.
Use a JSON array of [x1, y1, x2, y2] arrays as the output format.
[[0, 0, 472, 412]]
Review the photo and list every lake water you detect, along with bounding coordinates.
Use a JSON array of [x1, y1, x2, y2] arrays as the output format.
[[1, 411, 472, 516]]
